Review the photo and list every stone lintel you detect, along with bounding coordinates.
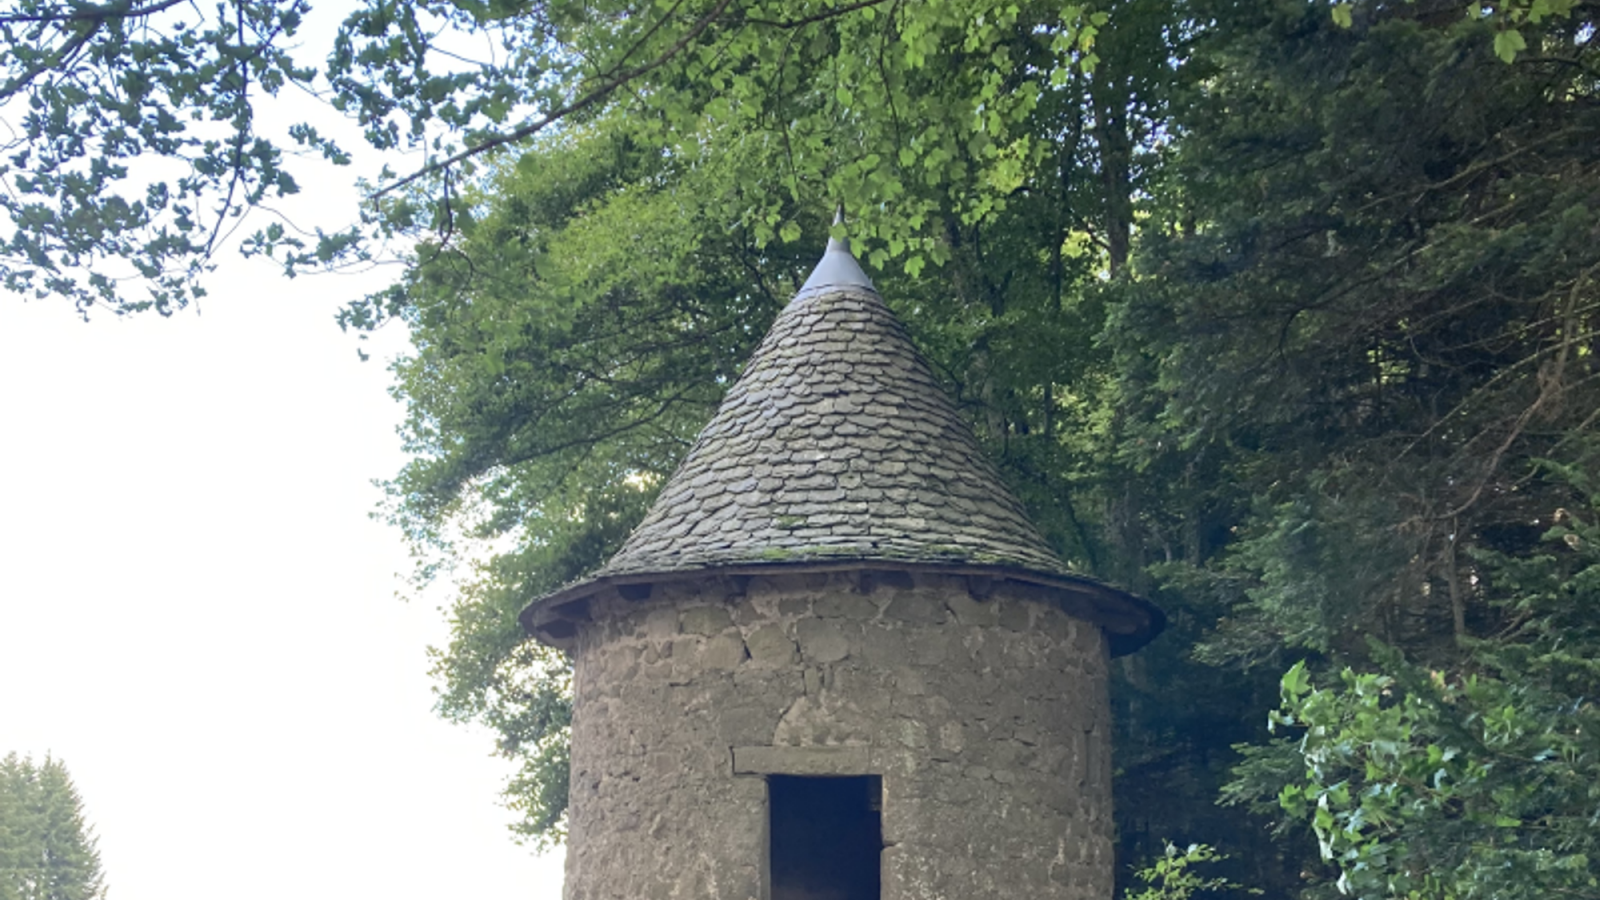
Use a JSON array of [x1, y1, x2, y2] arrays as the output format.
[[732, 745, 875, 776]]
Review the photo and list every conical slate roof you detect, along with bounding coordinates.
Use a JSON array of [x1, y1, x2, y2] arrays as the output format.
[[602, 235, 1067, 576], [524, 228, 1163, 652]]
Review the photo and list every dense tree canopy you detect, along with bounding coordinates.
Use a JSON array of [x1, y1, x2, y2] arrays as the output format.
[[3, 0, 1575, 312], [0, 754, 107, 900], [379, 3, 1599, 895], [7, 0, 1598, 896]]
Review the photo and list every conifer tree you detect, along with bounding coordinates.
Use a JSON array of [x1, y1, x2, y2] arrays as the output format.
[[0, 754, 107, 900]]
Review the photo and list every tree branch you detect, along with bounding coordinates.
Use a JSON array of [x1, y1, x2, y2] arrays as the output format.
[[0, 0, 186, 25], [0, 19, 98, 100], [739, 0, 893, 29], [372, 0, 736, 200]]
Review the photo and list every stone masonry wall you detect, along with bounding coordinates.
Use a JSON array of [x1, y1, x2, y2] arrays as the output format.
[[564, 570, 1114, 900]]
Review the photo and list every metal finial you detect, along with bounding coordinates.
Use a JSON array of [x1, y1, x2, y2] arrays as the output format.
[[828, 205, 849, 254], [797, 205, 874, 298]]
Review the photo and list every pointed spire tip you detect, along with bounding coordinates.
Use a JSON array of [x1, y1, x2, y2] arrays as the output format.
[[827, 204, 849, 254], [798, 204, 874, 298]]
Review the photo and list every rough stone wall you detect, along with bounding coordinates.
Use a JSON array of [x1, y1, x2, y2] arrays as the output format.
[[564, 570, 1113, 900]]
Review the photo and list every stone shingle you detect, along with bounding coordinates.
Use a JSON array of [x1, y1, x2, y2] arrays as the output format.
[[524, 232, 1164, 655], [589, 243, 1071, 579]]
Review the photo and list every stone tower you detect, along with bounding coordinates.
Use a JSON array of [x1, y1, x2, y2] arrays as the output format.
[[520, 229, 1163, 900]]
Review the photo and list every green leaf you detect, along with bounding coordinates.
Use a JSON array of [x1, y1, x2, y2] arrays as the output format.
[[1283, 660, 1312, 699], [1494, 28, 1527, 63]]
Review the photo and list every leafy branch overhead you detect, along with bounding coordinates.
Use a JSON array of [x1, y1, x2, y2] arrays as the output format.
[[3, 0, 1574, 314], [0, 0, 324, 313], [1, 0, 1130, 315], [1328, 0, 1585, 60]]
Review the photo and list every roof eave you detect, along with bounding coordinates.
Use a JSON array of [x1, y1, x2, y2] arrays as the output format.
[[519, 560, 1164, 657]]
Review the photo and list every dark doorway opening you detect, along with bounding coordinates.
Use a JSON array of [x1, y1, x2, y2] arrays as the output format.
[[769, 775, 882, 900]]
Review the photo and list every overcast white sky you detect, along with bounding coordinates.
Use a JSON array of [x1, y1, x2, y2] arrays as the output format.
[[0, 257, 565, 900], [0, 7, 566, 898]]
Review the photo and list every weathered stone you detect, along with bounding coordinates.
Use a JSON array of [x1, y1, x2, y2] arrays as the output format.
[[998, 600, 1033, 632], [744, 624, 798, 666], [946, 589, 1001, 627], [893, 666, 928, 696], [680, 605, 733, 636], [795, 618, 850, 663], [909, 630, 954, 666], [731, 744, 873, 775], [729, 597, 763, 627], [641, 606, 679, 638], [814, 590, 878, 620], [667, 637, 698, 661], [893, 719, 930, 750], [700, 633, 747, 669], [716, 705, 783, 745], [802, 666, 824, 696], [885, 594, 947, 625], [938, 721, 967, 755], [857, 625, 911, 666]]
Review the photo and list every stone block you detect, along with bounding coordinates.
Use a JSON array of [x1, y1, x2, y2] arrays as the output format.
[[730, 744, 873, 775], [729, 597, 764, 627], [884, 594, 947, 624], [909, 630, 953, 666], [744, 624, 798, 666], [642, 606, 679, 638], [937, 721, 966, 755], [795, 618, 850, 662], [680, 605, 733, 635], [700, 633, 748, 670], [892, 666, 927, 696], [814, 590, 878, 620], [945, 589, 1000, 626], [803, 667, 823, 696], [715, 705, 783, 745], [998, 600, 1033, 632], [857, 623, 910, 666]]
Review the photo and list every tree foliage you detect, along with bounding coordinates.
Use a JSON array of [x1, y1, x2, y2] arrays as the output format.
[[1124, 843, 1256, 900], [2, 0, 1582, 314], [0, 754, 107, 900], [1267, 468, 1600, 900], [1126, 4, 1598, 893], [376, 1, 1600, 892], [0, 0, 331, 313], [382, 0, 1188, 848]]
